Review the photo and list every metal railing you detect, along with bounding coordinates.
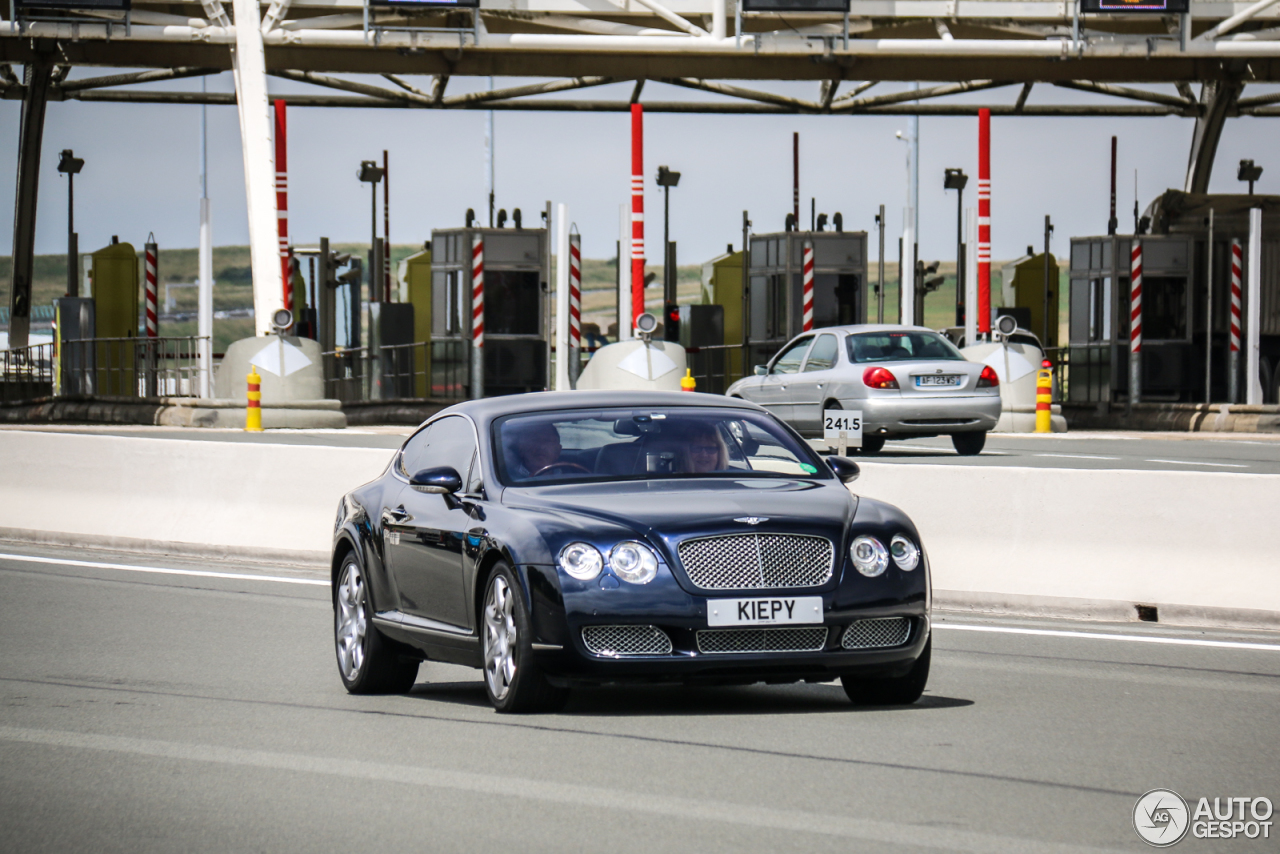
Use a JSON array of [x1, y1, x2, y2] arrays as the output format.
[[321, 347, 368, 403], [2, 336, 207, 402], [0, 342, 54, 402]]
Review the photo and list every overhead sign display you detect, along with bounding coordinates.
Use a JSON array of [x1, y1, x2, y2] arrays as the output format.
[[1080, 0, 1189, 12], [15, 0, 130, 9], [742, 0, 849, 12]]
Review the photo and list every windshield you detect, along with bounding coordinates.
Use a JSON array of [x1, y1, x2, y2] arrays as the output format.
[[494, 407, 830, 486], [846, 330, 965, 363]]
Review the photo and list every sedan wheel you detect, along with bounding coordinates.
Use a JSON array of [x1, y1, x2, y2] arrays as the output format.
[[481, 563, 569, 713], [951, 431, 987, 456], [842, 636, 931, 706], [334, 554, 418, 694]]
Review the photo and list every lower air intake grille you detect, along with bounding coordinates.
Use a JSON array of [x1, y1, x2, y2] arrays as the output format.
[[582, 625, 673, 657], [841, 617, 912, 650], [696, 627, 828, 654]]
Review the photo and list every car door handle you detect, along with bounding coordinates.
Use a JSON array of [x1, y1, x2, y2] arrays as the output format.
[[382, 505, 411, 525]]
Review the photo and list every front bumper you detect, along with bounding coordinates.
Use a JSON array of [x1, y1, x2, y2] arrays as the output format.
[[532, 583, 929, 685], [851, 393, 1001, 435]]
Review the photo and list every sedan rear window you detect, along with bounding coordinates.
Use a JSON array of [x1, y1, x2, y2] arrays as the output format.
[[494, 407, 830, 486], [846, 331, 964, 363]]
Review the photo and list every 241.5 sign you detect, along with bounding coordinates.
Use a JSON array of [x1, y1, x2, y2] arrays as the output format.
[[823, 410, 863, 448]]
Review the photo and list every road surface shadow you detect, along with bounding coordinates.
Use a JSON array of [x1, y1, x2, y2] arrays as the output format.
[[407, 678, 972, 716]]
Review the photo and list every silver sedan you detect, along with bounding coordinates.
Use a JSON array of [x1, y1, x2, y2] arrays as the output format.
[[725, 324, 1002, 455]]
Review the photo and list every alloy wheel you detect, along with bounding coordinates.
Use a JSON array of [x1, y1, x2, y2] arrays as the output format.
[[335, 560, 367, 681], [484, 574, 517, 701]]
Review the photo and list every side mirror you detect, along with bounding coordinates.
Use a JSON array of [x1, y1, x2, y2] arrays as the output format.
[[754, 364, 768, 376], [827, 456, 860, 484], [410, 466, 462, 494]]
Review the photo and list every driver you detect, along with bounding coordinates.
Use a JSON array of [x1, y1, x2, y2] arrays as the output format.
[[509, 421, 563, 479]]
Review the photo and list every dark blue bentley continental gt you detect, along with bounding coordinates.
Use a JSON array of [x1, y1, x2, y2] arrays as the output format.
[[332, 390, 931, 713]]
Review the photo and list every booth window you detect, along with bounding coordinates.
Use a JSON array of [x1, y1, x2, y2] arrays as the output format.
[[484, 271, 540, 336], [1143, 276, 1188, 341]]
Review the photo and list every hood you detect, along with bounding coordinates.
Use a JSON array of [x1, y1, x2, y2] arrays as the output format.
[[502, 477, 855, 543]]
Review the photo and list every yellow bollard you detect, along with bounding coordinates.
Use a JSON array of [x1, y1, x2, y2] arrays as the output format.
[[246, 368, 263, 432], [1035, 360, 1053, 433], [681, 368, 696, 392]]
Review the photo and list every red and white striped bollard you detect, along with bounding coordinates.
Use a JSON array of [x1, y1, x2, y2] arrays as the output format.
[[144, 237, 158, 338], [471, 235, 485, 400], [569, 231, 582, 380], [1129, 241, 1143, 406], [801, 241, 814, 332], [976, 108, 992, 336], [1229, 238, 1243, 403], [630, 103, 646, 330], [274, 100, 291, 314]]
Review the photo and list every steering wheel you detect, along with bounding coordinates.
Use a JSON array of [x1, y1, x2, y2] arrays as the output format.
[[531, 462, 591, 476]]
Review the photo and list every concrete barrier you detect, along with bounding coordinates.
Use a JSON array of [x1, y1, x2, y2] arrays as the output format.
[[0, 431, 391, 564], [854, 462, 1280, 629], [0, 431, 1275, 628]]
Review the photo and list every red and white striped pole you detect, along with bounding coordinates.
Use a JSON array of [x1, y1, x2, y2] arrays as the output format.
[[274, 100, 291, 314], [630, 103, 646, 330], [471, 234, 485, 400], [802, 241, 815, 332], [1229, 238, 1243, 403], [1129, 241, 1143, 407], [976, 108, 992, 336], [144, 237, 159, 338], [569, 231, 582, 380]]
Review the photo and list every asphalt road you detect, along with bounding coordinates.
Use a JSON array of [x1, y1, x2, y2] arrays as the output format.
[[1, 545, 1277, 853], [6, 424, 1280, 474]]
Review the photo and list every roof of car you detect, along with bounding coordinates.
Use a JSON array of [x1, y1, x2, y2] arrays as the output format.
[[429, 390, 767, 427], [805, 324, 940, 335]]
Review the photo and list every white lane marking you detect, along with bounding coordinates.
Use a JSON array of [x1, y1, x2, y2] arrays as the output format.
[[1034, 453, 1121, 461], [0, 553, 328, 587], [1145, 459, 1247, 468], [936, 623, 1280, 652], [0, 725, 1126, 854]]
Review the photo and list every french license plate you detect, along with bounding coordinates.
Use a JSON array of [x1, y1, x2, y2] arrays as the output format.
[[707, 596, 823, 626], [915, 375, 961, 387]]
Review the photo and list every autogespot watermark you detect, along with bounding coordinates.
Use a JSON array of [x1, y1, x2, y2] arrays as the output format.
[[1133, 789, 1274, 846]]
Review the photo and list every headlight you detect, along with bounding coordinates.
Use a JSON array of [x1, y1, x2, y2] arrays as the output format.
[[890, 534, 920, 571], [609, 541, 659, 584], [559, 542, 603, 581], [850, 535, 888, 577]]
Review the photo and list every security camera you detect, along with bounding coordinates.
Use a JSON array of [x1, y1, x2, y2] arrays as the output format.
[[996, 314, 1018, 337], [271, 308, 294, 335], [635, 312, 658, 341]]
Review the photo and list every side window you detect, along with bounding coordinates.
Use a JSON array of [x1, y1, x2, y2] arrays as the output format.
[[771, 337, 813, 374], [399, 416, 478, 481], [802, 335, 838, 372]]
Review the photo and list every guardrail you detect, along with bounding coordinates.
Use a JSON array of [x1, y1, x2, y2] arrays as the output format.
[[0, 336, 207, 402]]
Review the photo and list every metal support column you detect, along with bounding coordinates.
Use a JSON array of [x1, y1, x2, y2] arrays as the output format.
[[1184, 80, 1244, 194], [230, 0, 283, 337], [7, 60, 53, 351]]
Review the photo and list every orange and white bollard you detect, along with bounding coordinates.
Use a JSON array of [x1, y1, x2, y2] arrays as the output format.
[[681, 369, 696, 392], [1035, 359, 1052, 433], [246, 368, 263, 432]]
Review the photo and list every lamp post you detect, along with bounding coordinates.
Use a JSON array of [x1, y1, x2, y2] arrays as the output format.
[[357, 159, 385, 301], [1238, 159, 1263, 195], [656, 165, 681, 309], [57, 149, 84, 297], [944, 167, 968, 328]]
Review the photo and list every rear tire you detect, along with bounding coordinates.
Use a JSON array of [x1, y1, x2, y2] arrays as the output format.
[[841, 636, 931, 706], [951, 431, 987, 456], [859, 436, 886, 455], [334, 553, 419, 694], [482, 562, 569, 714]]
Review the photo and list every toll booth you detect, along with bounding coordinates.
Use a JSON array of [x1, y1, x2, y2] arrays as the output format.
[[86, 239, 139, 395], [1000, 252, 1059, 348], [745, 230, 868, 369], [431, 225, 549, 398], [399, 244, 433, 398], [1066, 191, 1280, 405], [701, 249, 745, 385]]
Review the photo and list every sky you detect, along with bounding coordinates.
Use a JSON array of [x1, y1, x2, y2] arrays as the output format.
[[2, 70, 1277, 269]]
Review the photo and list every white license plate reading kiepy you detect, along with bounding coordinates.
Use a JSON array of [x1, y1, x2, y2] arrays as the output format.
[[707, 596, 823, 626]]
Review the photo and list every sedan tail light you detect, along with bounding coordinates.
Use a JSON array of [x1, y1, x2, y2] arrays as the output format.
[[862, 367, 900, 389], [977, 365, 1000, 388]]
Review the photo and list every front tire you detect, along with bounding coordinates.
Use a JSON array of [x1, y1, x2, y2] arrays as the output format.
[[482, 563, 569, 714], [841, 636, 931, 706], [951, 431, 987, 456], [334, 553, 419, 694]]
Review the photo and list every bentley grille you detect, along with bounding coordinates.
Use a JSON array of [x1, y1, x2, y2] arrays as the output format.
[[841, 617, 912, 650], [696, 627, 829, 654], [581, 625, 673, 657], [677, 533, 834, 590]]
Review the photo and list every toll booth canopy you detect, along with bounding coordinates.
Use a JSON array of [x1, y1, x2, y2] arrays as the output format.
[[746, 231, 868, 368], [1067, 191, 1280, 405], [431, 226, 548, 398]]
